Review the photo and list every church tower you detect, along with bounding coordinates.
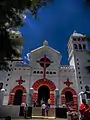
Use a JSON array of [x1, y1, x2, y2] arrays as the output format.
[[68, 31, 90, 104]]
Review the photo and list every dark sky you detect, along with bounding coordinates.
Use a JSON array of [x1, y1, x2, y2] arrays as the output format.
[[20, 0, 90, 65]]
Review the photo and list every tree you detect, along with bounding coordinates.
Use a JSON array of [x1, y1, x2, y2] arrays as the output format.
[[0, 0, 53, 71]]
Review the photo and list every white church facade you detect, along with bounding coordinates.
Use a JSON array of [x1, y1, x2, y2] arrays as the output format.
[[0, 32, 90, 111]]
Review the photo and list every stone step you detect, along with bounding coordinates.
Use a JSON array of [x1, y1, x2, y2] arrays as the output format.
[[32, 107, 55, 117]]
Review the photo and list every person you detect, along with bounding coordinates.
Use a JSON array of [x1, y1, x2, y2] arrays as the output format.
[[46, 104, 49, 116], [48, 98, 50, 107], [24, 104, 28, 119], [41, 102, 46, 116], [79, 99, 89, 120], [33, 101, 36, 107], [84, 107, 90, 120]]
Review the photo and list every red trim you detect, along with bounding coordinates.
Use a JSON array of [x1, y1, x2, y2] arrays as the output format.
[[9, 85, 26, 105], [61, 87, 78, 111], [32, 79, 56, 105], [32, 79, 56, 91]]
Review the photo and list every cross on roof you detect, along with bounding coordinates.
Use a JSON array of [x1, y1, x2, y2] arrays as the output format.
[[64, 78, 73, 87], [37, 55, 53, 80], [16, 76, 25, 85]]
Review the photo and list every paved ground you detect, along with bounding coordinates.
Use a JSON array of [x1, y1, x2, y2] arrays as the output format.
[[13, 118, 67, 120]]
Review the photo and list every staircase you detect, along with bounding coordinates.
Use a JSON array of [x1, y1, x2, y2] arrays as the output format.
[[32, 107, 55, 118]]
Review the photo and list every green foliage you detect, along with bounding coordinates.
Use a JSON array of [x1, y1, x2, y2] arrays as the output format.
[[0, 0, 53, 71]]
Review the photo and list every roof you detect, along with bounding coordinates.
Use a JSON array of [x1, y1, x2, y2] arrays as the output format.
[[30, 40, 60, 54], [72, 31, 85, 37]]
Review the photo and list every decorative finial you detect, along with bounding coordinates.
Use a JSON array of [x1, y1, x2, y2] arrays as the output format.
[[43, 40, 48, 46], [73, 30, 76, 33]]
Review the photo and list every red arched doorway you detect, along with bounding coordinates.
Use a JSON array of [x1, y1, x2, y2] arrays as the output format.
[[61, 87, 78, 111], [32, 79, 56, 105], [9, 85, 26, 105]]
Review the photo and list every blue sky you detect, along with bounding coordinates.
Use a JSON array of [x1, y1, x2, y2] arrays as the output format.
[[20, 0, 90, 65]]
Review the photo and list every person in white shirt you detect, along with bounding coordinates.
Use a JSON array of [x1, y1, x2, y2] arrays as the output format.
[[48, 98, 50, 107], [41, 103, 46, 116]]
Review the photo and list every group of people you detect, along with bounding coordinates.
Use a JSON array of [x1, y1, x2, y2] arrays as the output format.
[[79, 99, 90, 120], [41, 101, 50, 116]]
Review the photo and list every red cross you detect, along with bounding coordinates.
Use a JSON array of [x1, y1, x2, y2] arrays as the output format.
[[16, 76, 25, 85], [64, 78, 73, 87], [37, 55, 53, 80]]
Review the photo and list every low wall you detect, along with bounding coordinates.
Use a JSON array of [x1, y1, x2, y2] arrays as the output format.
[[0, 105, 20, 117]]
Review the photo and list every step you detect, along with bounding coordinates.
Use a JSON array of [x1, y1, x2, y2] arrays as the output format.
[[32, 107, 55, 117]]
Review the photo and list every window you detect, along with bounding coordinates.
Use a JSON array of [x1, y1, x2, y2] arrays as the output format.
[[87, 93, 90, 99], [40, 71, 43, 74], [85, 85, 90, 91], [33, 71, 36, 74], [6, 84, 8, 86], [46, 71, 49, 74], [80, 81, 82, 84], [74, 44, 78, 49], [53, 72, 56, 74], [37, 71, 39, 74], [77, 63, 79, 65], [81, 87, 83, 89], [78, 72, 80, 74], [0, 83, 3, 90], [8, 74, 10, 76], [50, 71, 52, 74], [79, 76, 81, 79], [78, 67, 80, 69], [73, 38, 76, 41], [7, 79, 9, 81], [10, 64, 12, 67], [83, 44, 86, 49], [77, 59, 79, 61], [79, 44, 82, 49], [78, 38, 80, 41]]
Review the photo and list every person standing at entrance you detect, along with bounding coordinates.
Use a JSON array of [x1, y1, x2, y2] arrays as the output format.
[[48, 98, 50, 107], [46, 104, 49, 116], [41, 102, 46, 116]]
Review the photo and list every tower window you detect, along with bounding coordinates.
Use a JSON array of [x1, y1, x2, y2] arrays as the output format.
[[53, 72, 56, 74], [37, 71, 39, 74], [81, 87, 83, 89], [0, 83, 3, 90], [73, 38, 76, 41], [40, 71, 43, 74], [77, 63, 79, 65], [79, 44, 82, 49], [83, 44, 86, 49], [74, 44, 78, 49], [79, 76, 81, 79], [80, 81, 82, 84]]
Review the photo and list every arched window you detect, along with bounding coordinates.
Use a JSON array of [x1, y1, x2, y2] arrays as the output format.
[[79, 44, 82, 49], [83, 44, 86, 50], [74, 44, 78, 49], [85, 85, 90, 91]]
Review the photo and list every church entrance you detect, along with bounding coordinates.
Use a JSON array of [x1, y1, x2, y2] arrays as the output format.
[[13, 89, 23, 105], [65, 91, 73, 103], [38, 85, 50, 105]]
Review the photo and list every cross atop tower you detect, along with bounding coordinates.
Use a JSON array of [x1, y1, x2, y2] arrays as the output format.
[[64, 78, 73, 87], [16, 76, 25, 85], [37, 55, 53, 80]]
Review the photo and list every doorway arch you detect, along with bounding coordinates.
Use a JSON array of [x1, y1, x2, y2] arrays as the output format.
[[32, 79, 56, 105], [9, 85, 26, 105], [61, 87, 78, 111], [38, 85, 50, 104], [13, 89, 23, 105]]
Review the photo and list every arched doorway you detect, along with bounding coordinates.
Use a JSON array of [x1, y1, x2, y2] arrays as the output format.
[[32, 79, 56, 105], [65, 91, 73, 103], [9, 85, 26, 105], [61, 87, 78, 111], [13, 89, 23, 105], [38, 85, 50, 104]]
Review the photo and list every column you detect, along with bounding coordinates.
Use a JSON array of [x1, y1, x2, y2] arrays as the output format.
[[28, 88, 33, 107], [55, 89, 59, 107], [0, 88, 5, 105]]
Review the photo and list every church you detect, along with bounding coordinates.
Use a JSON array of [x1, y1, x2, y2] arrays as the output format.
[[0, 31, 90, 111]]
